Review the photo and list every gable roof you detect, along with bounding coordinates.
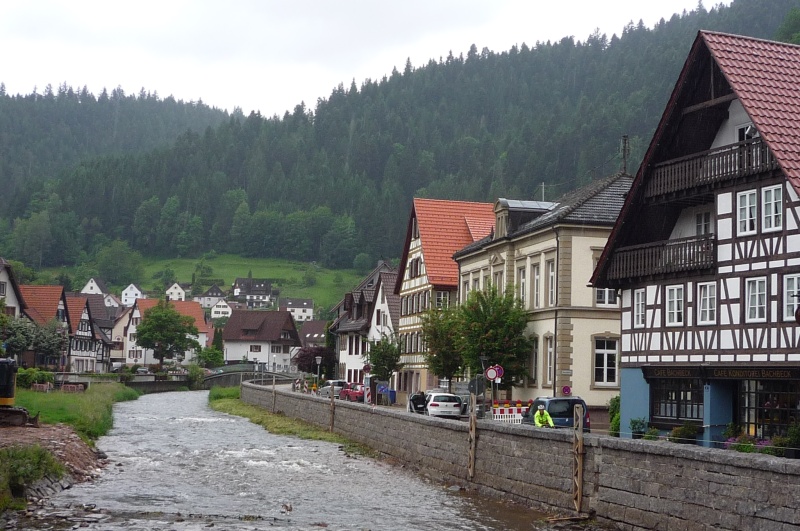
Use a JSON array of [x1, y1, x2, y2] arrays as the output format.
[[65, 296, 89, 335], [222, 310, 300, 343], [136, 299, 207, 330], [592, 31, 800, 287], [201, 284, 226, 297], [456, 173, 632, 258], [396, 198, 494, 292], [19, 285, 65, 326], [299, 319, 328, 346], [703, 31, 800, 188], [0, 258, 27, 311], [375, 270, 401, 331]]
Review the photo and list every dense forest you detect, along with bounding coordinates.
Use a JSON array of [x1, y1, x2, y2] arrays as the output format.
[[1, 0, 798, 277]]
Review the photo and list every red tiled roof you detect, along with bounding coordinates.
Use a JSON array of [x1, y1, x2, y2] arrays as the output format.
[[137, 299, 208, 331], [703, 31, 800, 190], [65, 296, 88, 334], [19, 285, 64, 325], [414, 198, 494, 288]]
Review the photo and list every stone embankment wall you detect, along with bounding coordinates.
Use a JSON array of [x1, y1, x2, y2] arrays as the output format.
[[242, 382, 800, 531]]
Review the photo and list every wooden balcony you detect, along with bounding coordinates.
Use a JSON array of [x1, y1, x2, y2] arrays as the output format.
[[606, 235, 715, 280], [645, 137, 777, 199]]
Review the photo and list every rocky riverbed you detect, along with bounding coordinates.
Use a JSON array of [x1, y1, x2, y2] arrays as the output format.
[[1, 424, 106, 530]]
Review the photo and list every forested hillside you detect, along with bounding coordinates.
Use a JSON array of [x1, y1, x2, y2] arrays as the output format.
[[1, 0, 797, 274], [0, 84, 232, 214]]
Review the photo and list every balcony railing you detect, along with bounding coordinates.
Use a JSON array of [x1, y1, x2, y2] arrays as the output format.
[[606, 235, 715, 280], [645, 137, 777, 198]]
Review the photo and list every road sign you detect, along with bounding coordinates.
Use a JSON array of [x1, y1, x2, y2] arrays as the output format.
[[485, 366, 499, 380], [494, 365, 505, 378]]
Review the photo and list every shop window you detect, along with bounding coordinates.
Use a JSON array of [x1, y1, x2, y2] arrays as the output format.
[[739, 380, 800, 439], [650, 378, 704, 422]]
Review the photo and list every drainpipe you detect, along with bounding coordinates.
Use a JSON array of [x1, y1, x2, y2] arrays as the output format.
[[554, 228, 559, 397]]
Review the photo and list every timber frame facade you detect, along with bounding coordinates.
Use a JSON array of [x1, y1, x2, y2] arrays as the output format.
[[592, 31, 800, 444]]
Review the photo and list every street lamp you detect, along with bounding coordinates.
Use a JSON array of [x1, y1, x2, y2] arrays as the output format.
[[315, 355, 322, 391]]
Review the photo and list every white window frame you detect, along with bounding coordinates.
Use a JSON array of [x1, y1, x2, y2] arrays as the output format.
[[436, 291, 449, 309], [737, 190, 757, 235], [546, 260, 556, 306], [633, 289, 646, 328], [545, 335, 554, 386], [695, 211, 712, 236], [762, 184, 783, 233], [697, 282, 716, 325], [746, 277, 767, 323], [595, 287, 617, 307], [593, 338, 618, 387], [784, 274, 800, 321], [666, 285, 684, 326], [532, 264, 540, 309], [517, 266, 526, 305]]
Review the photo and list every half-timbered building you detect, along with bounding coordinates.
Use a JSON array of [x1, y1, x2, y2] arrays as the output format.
[[591, 31, 800, 444], [394, 198, 495, 401]]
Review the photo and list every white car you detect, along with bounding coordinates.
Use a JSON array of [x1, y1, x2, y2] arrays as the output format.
[[318, 379, 349, 399], [425, 393, 463, 418]]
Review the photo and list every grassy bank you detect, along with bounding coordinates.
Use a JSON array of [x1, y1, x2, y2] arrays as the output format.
[[207, 386, 375, 457], [15, 383, 141, 442], [1, 383, 140, 513]]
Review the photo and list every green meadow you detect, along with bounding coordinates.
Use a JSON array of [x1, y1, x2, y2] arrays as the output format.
[[141, 255, 366, 315]]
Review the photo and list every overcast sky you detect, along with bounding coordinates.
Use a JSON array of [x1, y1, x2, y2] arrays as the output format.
[[1, 1, 730, 117]]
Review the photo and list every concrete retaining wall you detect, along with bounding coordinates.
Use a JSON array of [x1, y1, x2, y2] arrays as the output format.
[[242, 382, 800, 531]]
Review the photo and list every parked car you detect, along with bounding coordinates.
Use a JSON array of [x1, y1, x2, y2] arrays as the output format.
[[521, 396, 591, 432], [135, 367, 151, 375], [339, 383, 365, 402], [407, 391, 428, 414], [318, 379, 349, 399], [425, 393, 463, 418]]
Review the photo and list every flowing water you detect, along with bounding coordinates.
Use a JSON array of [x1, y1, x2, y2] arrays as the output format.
[[34, 391, 603, 530]]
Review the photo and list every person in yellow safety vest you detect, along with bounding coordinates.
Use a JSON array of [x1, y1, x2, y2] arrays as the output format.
[[534, 404, 554, 428]]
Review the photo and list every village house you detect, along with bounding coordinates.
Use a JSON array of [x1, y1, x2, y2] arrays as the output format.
[[0, 258, 25, 318], [121, 283, 146, 307], [221, 310, 301, 370], [18, 285, 70, 369], [124, 299, 209, 367], [195, 284, 227, 309], [394, 199, 495, 401], [64, 295, 107, 373], [80, 277, 109, 296], [231, 277, 277, 309], [329, 263, 398, 384], [591, 31, 800, 444], [165, 282, 189, 301], [454, 174, 631, 416], [299, 319, 328, 349], [278, 297, 314, 322]]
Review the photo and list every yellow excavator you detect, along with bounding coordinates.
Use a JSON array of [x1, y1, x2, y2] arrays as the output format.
[[0, 358, 39, 427]]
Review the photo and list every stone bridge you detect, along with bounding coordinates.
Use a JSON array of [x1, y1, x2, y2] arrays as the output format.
[[201, 370, 295, 390]]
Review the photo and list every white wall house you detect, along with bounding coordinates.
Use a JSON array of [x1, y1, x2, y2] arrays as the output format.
[[121, 284, 146, 307]]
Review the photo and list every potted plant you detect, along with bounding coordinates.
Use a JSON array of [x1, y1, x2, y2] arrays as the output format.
[[629, 417, 647, 439], [668, 422, 698, 444]]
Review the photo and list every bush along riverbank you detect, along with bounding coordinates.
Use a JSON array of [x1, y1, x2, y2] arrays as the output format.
[[0, 383, 141, 514]]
